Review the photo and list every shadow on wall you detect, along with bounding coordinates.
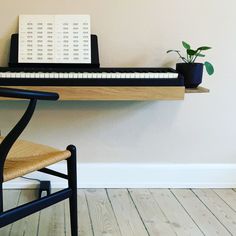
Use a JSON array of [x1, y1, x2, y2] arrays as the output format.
[[0, 100, 183, 137], [0, 37, 10, 67], [0, 16, 18, 66]]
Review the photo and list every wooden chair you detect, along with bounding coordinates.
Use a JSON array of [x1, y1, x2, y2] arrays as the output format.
[[0, 87, 78, 236]]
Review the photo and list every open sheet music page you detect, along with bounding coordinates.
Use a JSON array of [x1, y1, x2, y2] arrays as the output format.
[[18, 15, 91, 64]]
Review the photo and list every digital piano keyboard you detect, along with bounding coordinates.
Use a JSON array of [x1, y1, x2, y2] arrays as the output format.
[[0, 67, 183, 86], [0, 34, 184, 87]]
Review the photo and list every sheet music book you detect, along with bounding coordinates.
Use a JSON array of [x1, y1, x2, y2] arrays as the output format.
[[18, 15, 91, 64]]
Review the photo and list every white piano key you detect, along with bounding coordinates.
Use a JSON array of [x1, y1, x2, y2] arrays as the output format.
[[33, 73, 38, 78], [153, 73, 159, 79], [31, 73, 36, 78], [49, 73, 55, 78], [63, 73, 69, 78], [150, 73, 157, 79], [39, 73, 45, 78], [10, 72, 16, 78], [87, 73, 92, 78], [77, 73, 82, 78], [68, 73, 74, 78], [44, 73, 50, 78], [6, 73, 11, 78], [5, 73, 11, 78], [158, 73, 165, 78], [166, 73, 171, 78], [163, 73, 169, 78], [146, 73, 151, 78], [133, 73, 140, 78], [59, 73, 64, 78], [123, 73, 129, 78], [139, 73, 145, 78], [25, 73, 30, 78], [101, 73, 107, 79], [115, 73, 121, 78], [83, 73, 89, 78], [20, 73, 26, 78], [15, 73, 21, 78], [169, 73, 178, 78], [70, 73, 76, 79], [111, 73, 117, 79], [72, 73, 77, 79]]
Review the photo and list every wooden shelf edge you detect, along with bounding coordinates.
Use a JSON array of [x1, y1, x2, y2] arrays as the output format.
[[185, 86, 209, 94], [0, 86, 185, 101]]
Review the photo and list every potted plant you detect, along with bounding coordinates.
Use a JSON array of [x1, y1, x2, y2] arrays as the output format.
[[167, 41, 214, 88]]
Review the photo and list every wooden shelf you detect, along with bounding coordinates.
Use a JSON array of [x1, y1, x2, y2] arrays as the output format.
[[0, 86, 185, 101], [185, 86, 209, 94], [0, 86, 209, 101]]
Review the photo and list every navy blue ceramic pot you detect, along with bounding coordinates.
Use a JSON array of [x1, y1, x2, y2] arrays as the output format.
[[176, 63, 203, 88]]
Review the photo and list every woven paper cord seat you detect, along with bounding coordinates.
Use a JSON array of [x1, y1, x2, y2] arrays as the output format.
[[0, 136, 71, 182]]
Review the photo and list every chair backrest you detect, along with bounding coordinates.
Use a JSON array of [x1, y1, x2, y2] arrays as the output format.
[[0, 87, 59, 182]]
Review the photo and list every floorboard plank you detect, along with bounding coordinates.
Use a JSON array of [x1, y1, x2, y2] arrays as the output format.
[[149, 189, 203, 236], [3, 189, 236, 236], [172, 189, 231, 236], [0, 190, 21, 236], [85, 189, 121, 236], [10, 189, 39, 236], [213, 189, 236, 211], [38, 189, 65, 236], [193, 189, 236, 235], [65, 189, 93, 236], [129, 189, 176, 236], [107, 189, 149, 236]]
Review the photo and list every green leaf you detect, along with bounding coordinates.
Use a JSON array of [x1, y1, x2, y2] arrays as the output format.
[[166, 50, 179, 53], [204, 61, 214, 75], [197, 46, 212, 51], [187, 49, 196, 56], [196, 53, 205, 57], [182, 41, 191, 49]]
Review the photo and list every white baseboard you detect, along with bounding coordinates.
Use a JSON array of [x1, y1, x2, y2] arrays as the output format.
[[3, 163, 236, 189]]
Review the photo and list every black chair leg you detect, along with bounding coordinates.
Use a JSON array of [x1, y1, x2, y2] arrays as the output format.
[[67, 145, 78, 236], [0, 182, 3, 213]]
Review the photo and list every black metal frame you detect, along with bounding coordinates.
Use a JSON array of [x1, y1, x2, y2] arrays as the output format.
[[0, 87, 78, 236]]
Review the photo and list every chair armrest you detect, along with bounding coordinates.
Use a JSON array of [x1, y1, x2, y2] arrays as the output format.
[[0, 87, 59, 100]]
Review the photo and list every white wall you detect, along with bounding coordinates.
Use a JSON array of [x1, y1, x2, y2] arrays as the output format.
[[1, 0, 236, 187]]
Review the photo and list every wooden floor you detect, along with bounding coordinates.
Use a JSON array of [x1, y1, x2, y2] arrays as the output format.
[[1, 189, 236, 236]]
